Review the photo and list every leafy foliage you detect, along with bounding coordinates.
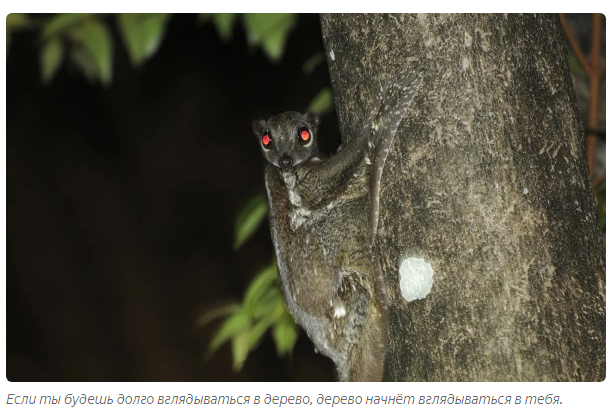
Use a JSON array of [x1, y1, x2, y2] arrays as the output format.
[[200, 13, 297, 62], [13, 13, 300, 85], [233, 194, 268, 250], [307, 87, 333, 116], [199, 13, 237, 42], [242, 14, 297, 62], [272, 312, 299, 357], [38, 14, 113, 85], [200, 193, 299, 372], [41, 13, 89, 38], [118, 14, 170, 67], [200, 261, 298, 372], [40, 37, 63, 83], [75, 20, 113, 85]]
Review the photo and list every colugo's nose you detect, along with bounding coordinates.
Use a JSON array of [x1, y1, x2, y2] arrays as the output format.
[[279, 155, 293, 169]]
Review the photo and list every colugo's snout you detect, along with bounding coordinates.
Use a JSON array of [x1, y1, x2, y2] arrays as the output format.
[[278, 154, 293, 169]]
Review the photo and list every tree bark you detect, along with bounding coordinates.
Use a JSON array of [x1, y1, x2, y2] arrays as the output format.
[[320, 13, 605, 381]]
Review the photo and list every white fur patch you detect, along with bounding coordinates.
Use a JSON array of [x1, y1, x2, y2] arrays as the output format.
[[290, 207, 312, 229], [282, 172, 302, 206]]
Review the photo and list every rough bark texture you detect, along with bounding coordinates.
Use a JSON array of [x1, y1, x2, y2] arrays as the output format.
[[320, 13, 605, 381]]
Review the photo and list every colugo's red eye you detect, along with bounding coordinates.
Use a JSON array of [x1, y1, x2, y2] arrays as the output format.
[[299, 128, 310, 143], [262, 132, 272, 149]]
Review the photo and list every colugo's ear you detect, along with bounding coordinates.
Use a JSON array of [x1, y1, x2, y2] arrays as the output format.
[[252, 120, 265, 137], [306, 112, 320, 130]]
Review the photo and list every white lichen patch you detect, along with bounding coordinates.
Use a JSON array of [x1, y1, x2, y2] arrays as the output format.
[[399, 257, 434, 302], [333, 304, 346, 318], [329, 50, 335, 61]]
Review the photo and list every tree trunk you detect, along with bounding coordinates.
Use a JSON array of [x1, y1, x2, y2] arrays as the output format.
[[320, 13, 605, 381]]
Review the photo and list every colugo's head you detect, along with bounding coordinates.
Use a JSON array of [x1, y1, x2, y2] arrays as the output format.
[[253, 111, 321, 170]]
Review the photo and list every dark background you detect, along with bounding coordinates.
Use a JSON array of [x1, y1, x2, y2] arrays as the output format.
[[7, 13, 339, 381], [6, 13, 604, 382]]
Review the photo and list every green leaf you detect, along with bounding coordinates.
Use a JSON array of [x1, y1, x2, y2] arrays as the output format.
[[77, 20, 113, 85], [302, 52, 324, 74], [242, 13, 297, 62], [69, 46, 98, 84], [231, 330, 250, 371], [39, 15, 112, 85], [40, 37, 64, 83], [272, 312, 298, 357], [196, 303, 241, 328], [42, 13, 88, 38], [250, 286, 283, 319], [212, 14, 236, 41], [270, 292, 289, 321], [306, 87, 333, 116], [208, 310, 251, 356], [234, 193, 268, 250], [243, 263, 278, 312], [118, 13, 170, 67], [248, 318, 274, 349]]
